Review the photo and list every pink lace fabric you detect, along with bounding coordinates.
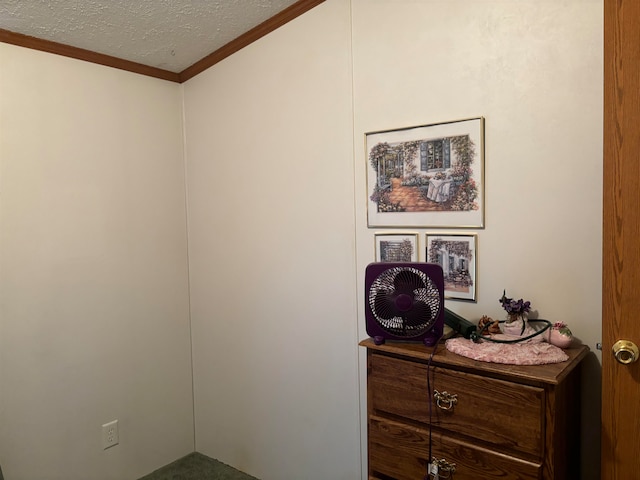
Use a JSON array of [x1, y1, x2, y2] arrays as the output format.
[[445, 336, 569, 365]]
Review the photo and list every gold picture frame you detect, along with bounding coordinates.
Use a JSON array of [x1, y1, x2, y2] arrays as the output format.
[[366, 117, 485, 228], [374, 232, 419, 262], [425, 233, 477, 302]]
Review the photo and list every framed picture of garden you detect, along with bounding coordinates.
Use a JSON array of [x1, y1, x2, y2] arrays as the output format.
[[426, 233, 477, 301], [374, 232, 419, 262], [366, 117, 484, 228]]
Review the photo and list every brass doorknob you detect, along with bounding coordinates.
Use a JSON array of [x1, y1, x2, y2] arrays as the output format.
[[612, 340, 639, 364]]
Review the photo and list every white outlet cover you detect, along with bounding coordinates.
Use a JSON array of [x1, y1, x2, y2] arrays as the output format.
[[102, 420, 119, 449]]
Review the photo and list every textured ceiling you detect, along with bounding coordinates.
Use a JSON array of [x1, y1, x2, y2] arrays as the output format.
[[0, 0, 300, 73]]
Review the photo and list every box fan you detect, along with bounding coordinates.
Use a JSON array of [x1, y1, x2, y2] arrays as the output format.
[[365, 262, 444, 346]]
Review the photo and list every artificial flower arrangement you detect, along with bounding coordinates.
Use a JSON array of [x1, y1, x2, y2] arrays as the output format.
[[476, 290, 533, 337], [499, 290, 531, 323], [472, 290, 575, 348], [496, 291, 574, 347]]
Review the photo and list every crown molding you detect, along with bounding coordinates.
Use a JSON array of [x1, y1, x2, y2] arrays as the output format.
[[179, 0, 326, 82], [0, 0, 326, 84], [0, 28, 181, 83]]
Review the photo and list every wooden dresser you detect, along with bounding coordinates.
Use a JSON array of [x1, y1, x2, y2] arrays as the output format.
[[360, 338, 589, 480]]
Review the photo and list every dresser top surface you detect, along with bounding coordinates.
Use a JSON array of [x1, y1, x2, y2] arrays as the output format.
[[360, 337, 590, 385]]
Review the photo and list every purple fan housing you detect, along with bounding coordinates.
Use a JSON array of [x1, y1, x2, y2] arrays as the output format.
[[365, 262, 444, 346]]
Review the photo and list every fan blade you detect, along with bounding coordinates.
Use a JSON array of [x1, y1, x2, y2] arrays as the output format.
[[393, 270, 425, 294], [373, 292, 399, 320], [402, 300, 432, 327]]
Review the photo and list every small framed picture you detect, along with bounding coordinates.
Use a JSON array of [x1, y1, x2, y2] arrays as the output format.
[[375, 232, 419, 262], [426, 233, 477, 301]]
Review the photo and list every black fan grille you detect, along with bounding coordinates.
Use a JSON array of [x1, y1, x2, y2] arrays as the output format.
[[368, 266, 441, 338]]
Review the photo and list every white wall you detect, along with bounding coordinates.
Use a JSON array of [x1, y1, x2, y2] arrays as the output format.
[[182, 1, 360, 479], [0, 45, 194, 479], [351, 1, 603, 478], [185, 0, 602, 478]]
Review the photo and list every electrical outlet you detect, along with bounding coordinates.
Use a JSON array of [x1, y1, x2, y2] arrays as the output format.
[[102, 420, 119, 449]]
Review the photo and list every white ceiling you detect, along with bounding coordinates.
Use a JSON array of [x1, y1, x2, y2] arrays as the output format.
[[0, 0, 300, 73]]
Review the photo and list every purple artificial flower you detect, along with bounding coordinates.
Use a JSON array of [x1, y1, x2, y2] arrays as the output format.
[[499, 290, 532, 315]]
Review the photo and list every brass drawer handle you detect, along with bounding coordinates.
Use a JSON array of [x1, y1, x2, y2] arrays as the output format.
[[433, 390, 458, 411], [431, 457, 457, 478]]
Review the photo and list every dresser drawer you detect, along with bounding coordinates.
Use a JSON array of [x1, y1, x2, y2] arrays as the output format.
[[369, 353, 544, 458], [369, 415, 541, 480]]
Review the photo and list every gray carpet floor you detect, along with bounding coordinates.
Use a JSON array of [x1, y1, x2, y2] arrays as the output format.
[[138, 452, 259, 480]]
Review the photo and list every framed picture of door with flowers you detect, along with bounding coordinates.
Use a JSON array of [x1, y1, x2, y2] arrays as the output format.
[[426, 233, 477, 301], [366, 117, 484, 228], [374, 232, 419, 262]]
